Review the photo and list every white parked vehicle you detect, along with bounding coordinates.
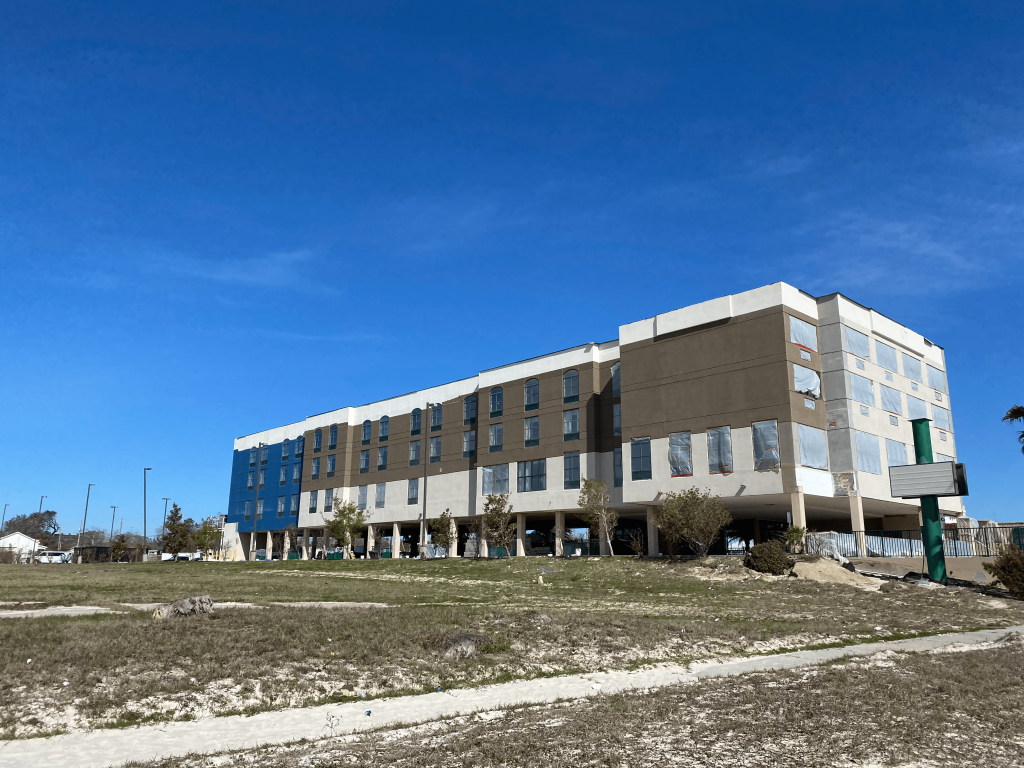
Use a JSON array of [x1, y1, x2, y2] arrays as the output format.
[[36, 551, 71, 564]]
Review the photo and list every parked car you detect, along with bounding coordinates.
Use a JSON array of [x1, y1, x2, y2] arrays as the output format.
[[36, 550, 71, 564]]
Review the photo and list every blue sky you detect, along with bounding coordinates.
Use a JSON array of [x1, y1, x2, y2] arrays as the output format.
[[2, 1, 1022, 534]]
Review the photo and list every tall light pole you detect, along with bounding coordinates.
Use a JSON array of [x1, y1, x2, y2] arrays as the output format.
[[75, 483, 95, 559], [161, 498, 171, 550], [250, 443, 263, 561], [109, 506, 118, 544], [1, 503, 8, 533], [38, 496, 46, 516], [420, 401, 432, 558], [143, 468, 152, 561]]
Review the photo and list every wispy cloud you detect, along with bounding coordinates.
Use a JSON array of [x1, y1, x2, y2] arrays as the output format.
[[145, 249, 336, 295]]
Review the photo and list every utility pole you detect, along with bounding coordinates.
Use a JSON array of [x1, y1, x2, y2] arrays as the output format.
[[1, 503, 8, 533], [143, 468, 152, 562], [911, 418, 948, 583], [161, 498, 171, 554], [109, 506, 118, 544], [75, 484, 95, 561], [36, 496, 46, 564]]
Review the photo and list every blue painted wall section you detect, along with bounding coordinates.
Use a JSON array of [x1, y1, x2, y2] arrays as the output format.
[[226, 437, 304, 534]]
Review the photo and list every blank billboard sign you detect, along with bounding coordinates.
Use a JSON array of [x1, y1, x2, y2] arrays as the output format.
[[889, 462, 958, 498]]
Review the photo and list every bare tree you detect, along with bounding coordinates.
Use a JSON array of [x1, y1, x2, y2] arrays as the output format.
[[627, 529, 646, 558], [656, 488, 732, 559], [483, 494, 516, 558], [429, 509, 455, 556], [578, 478, 617, 556], [327, 499, 368, 559]]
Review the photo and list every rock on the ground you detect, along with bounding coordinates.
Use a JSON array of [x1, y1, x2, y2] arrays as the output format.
[[153, 595, 215, 619]]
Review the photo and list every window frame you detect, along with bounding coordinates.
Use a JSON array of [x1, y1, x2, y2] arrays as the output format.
[[517, 458, 547, 493], [463, 430, 476, 458], [630, 438, 652, 481], [362, 420, 371, 445], [464, 396, 477, 426], [377, 446, 388, 471], [524, 379, 540, 411], [524, 415, 540, 447], [489, 423, 503, 452], [379, 416, 390, 441], [329, 425, 338, 450], [430, 403, 443, 432], [314, 429, 322, 452], [563, 451, 581, 490], [562, 369, 579, 403], [562, 408, 579, 442], [410, 408, 422, 435], [489, 387, 503, 418], [429, 436, 442, 463]]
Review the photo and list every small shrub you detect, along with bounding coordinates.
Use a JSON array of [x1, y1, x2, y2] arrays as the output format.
[[744, 541, 795, 576], [983, 545, 1024, 599]]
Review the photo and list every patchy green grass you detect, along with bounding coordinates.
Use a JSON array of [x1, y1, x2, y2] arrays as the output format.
[[2, 557, 1022, 739]]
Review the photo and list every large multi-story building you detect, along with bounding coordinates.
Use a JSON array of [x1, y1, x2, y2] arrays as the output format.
[[223, 283, 962, 560]]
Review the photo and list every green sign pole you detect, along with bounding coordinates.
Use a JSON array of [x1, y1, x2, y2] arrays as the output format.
[[910, 418, 947, 583]]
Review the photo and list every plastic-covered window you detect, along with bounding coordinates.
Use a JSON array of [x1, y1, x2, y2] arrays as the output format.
[[798, 424, 828, 469], [845, 327, 870, 359], [377, 446, 388, 469], [927, 365, 947, 394], [932, 405, 951, 431], [880, 385, 902, 415], [855, 431, 882, 475], [410, 408, 422, 432], [329, 425, 337, 447], [707, 427, 733, 474], [668, 432, 693, 476], [793, 364, 821, 399], [375, 483, 385, 508], [752, 421, 780, 471], [379, 416, 389, 439], [789, 316, 818, 352], [482, 464, 509, 495], [850, 373, 875, 406], [361, 421, 371, 441], [409, 440, 421, 464], [314, 430, 323, 449], [907, 395, 927, 420], [876, 342, 899, 373], [281, 439, 290, 460], [308, 490, 318, 511], [611, 362, 621, 397], [885, 439, 908, 467], [902, 354, 923, 383], [357, 486, 367, 510]]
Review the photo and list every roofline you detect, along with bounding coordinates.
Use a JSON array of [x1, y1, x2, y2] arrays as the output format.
[[816, 291, 944, 350]]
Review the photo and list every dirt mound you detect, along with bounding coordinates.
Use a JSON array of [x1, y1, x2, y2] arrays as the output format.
[[791, 559, 881, 591]]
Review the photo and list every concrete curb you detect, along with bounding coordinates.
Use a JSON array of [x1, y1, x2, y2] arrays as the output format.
[[2, 625, 1020, 768]]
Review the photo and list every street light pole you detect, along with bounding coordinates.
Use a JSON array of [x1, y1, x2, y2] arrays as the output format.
[[161, 498, 171, 553], [1, 503, 8, 534], [75, 483, 95, 561], [143, 468, 152, 562], [251, 443, 263, 561], [420, 401, 431, 558], [109, 506, 118, 544]]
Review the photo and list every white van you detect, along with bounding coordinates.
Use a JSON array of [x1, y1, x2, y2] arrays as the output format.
[[37, 551, 70, 564]]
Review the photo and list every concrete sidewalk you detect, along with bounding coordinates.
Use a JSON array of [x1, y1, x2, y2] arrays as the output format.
[[2, 626, 1020, 768]]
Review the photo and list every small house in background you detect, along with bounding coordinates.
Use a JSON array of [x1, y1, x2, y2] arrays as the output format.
[[0, 532, 42, 561]]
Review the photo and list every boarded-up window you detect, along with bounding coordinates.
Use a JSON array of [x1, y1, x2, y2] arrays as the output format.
[[850, 373, 875, 406], [880, 385, 902, 415], [707, 427, 733, 474], [793, 364, 821, 399], [798, 424, 828, 469], [885, 440, 908, 467], [668, 432, 693, 477], [752, 420, 780, 470], [789, 316, 818, 351], [927, 365, 947, 394], [846, 327, 870, 359], [482, 464, 510, 495], [902, 354, 923, 383], [932, 405, 951, 431], [855, 431, 882, 475], [907, 395, 928, 420], [876, 341, 898, 373]]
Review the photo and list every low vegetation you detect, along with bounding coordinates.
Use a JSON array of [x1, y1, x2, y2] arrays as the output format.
[[984, 545, 1024, 599], [744, 540, 796, 575]]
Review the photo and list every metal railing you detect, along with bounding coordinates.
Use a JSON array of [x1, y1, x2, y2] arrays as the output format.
[[807, 526, 1024, 560]]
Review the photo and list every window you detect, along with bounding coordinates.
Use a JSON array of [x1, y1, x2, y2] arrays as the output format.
[[886, 439, 908, 467], [889, 415, 898, 426], [464, 396, 477, 425], [611, 362, 621, 398], [260, 446, 268, 465], [793, 364, 821, 399], [927, 365, 947, 394], [885, 372, 894, 382], [379, 416, 390, 441], [327, 454, 336, 477], [256, 499, 264, 519], [359, 449, 370, 474], [855, 431, 882, 474], [517, 459, 547, 492], [431, 403, 443, 431], [934, 391, 942, 401], [310, 460, 319, 480], [804, 398, 815, 410], [323, 489, 333, 512], [789, 316, 818, 351], [860, 405, 870, 416], [314, 429, 323, 451], [258, 469, 266, 488], [902, 354, 923, 383], [411, 408, 422, 435], [855, 358, 865, 370], [362, 420, 371, 444], [295, 435, 304, 455], [936, 452, 955, 464], [244, 500, 252, 520], [282, 439, 290, 461], [932, 405, 951, 432], [800, 349, 811, 361], [564, 451, 580, 490], [309, 490, 318, 512], [489, 388, 503, 417], [707, 426, 734, 474], [463, 430, 476, 458], [329, 425, 337, 450], [357, 485, 367, 510], [939, 431, 947, 441], [482, 464, 510, 494], [798, 424, 828, 469], [408, 478, 419, 505], [279, 465, 287, 486], [845, 326, 870, 359], [669, 432, 693, 476], [525, 416, 540, 447], [377, 446, 388, 470], [249, 447, 257, 467], [752, 420, 780, 471], [277, 496, 285, 518], [563, 409, 579, 441], [525, 379, 540, 410], [292, 463, 301, 483], [613, 404, 621, 436], [247, 471, 254, 490], [613, 448, 623, 487], [290, 495, 299, 516], [907, 395, 928, 421], [850, 373, 875, 406], [562, 370, 579, 403], [375, 483, 386, 508], [876, 341, 899, 373], [489, 423, 503, 452], [880, 385, 902, 415], [430, 436, 441, 463], [631, 438, 652, 480], [409, 440, 421, 466]]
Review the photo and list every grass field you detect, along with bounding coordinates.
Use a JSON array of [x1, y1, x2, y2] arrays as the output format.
[[2, 556, 1022, 740]]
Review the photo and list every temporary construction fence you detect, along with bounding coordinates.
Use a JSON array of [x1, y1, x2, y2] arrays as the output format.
[[807, 526, 1024, 560]]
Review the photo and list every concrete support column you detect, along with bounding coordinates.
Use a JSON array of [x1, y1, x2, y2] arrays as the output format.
[[790, 487, 807, 530], [282, 529, 291, 561], [322, 527, 329, 557], [366, 524, 376, 558], [848, 493, 866, 557], [646, 507, 659, 558], [249, 530, 257, 561], [392, 522, 401, 558], [448, 517, 458, 558], [479, 519, 489, 559], [598, 516, 610, 556], [554, 511, 565, 557], [516, 513, 526, 556], [300, 528, 309, 560], [418, 516, 429, 558], [265, 531, 273, 560]]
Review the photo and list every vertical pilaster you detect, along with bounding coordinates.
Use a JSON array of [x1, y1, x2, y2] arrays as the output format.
[[479, 519, 489, 559], [646, 507, 659, 558], [790, 486, 806, 530], [300, 528, 309, 560], [392, 521, 401, 558], [449, 517, 458, 558], [282, 529, 291, 561], [516, 513, 526, 556], [366, 524, 375, 558], [418, 516, 428, 558], [849, 493, 866, 557], [554, 511, 565, 557]]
